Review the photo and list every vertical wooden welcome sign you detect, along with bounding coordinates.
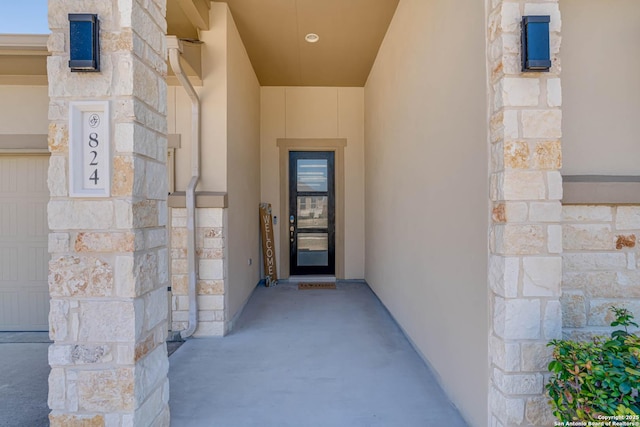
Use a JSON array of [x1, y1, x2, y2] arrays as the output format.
[[259, 203, 278, 286]]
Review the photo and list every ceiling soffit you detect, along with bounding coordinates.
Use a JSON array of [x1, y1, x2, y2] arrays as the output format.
[[220, 0, 400, 87]]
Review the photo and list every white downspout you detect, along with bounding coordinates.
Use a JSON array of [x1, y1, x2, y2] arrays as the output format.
[[167, 36, 200, 339]]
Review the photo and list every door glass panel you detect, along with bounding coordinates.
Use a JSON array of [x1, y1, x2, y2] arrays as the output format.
[[297, 196, 328, 229], [297, 233, 328, 266], [297, 159, 327, 192]]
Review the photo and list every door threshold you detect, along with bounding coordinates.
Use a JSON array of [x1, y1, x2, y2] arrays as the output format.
[[287, 275, 336, 284]]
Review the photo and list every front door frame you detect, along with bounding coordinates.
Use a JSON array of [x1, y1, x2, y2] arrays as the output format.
[[277, 138, 346, 279]]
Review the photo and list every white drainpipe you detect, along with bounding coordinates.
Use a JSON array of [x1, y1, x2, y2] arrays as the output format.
[[167, 36, 200, 339]]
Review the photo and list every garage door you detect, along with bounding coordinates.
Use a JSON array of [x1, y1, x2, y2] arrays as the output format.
[[0, 155, 49, 331]]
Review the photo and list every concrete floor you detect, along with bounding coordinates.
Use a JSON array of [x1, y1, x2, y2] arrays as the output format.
[[168, 282, 468, 427], [0, 282, 468, 427], [0, 342, 50, 427]]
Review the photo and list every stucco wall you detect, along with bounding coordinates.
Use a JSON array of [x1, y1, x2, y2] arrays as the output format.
[[170, 3, 228, 193], [561, 0, 640, 175], [0, 85, 48, 134], [225, 6, 261, 319], [364, 0, 488, 425], [260, 87, 365, 279]]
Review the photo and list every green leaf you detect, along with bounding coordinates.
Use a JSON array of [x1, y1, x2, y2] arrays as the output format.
[[625, 367, 640, 376], [619, 382, 632, 394]]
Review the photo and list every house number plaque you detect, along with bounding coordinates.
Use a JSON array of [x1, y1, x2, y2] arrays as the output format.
[[69, 101, 110, 197]]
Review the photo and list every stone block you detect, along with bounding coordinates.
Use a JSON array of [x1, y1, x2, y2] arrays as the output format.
[[144, 287, 168, 331], [194, 321, 224, 337], [502, 78, 540, 107], [529, 202, 561, 222], [547, 171, 563, 200], [49, 200, 114, 230], [48, 122, 68, 153], [145, 160, 167, 200], [521, 110, 562, 139], [616, 206, 640, 230], [49, 414, 105, 427], [616, 234, 637, 250], [132, 200, 159, 228], [495, 297, 541, 340], [524, 2, 561, 32], [49, 233, 70, 254], [547, 225, 562, 254], [134, 252, 159, 295], [196, 209, 223, 228], [563, 253, 627, 271], [146, 228, 166, 249], [561, 290, 586, 328], [48, 155, 68, 197], [77, 368, 134, 412], [544, 300, 562, 340], [115, 255, 135, 297], [489, 386, 525, 426], [523, 257, 561, 297], [490, 335, 521, 372], [172, 275, 188, 295], [489, 256, 519, 298], [74, 232, 136, 253], [504, 141, 530, 169], [533, 140, 561, 170], [197, 280, 225, 295], [525, 396, 557, 427], [546, 78, 562, 108], [172, 259, 188, 275], [71, 345, 113, 364], [48, 368, 66, 410], [521, 342, 553, 372], [199, 259, 224, 280], [49, 299, 70, 341], [49, 344, 73, 366], [502, 170, 546, 201], [203, 237, 224, 249], [171, 228, 187, 249], [496, 224, 546, 255], [114, 199, 133, 229], [589, 300, 640, 327], [197, 295, 224, 311], [563, 224, 614, 251], [500, 2, 522, 33], [563, 205, 613, 222], [78, 301, 135, 342], [493, 369, 544, 395]]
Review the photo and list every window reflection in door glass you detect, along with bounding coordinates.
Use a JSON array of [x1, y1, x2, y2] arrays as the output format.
[[297, 159, 327, 192]]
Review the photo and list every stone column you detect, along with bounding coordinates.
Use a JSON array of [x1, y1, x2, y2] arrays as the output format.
[[487, 1, 562, 426], [47, 1, 169, 425]]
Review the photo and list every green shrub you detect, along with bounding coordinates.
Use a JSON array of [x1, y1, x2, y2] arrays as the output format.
[[546, 307, 640, 421]]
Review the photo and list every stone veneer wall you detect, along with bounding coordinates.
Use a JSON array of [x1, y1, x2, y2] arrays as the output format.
[[170, 207, 227, 336], [47, 0, 170, 425], [487, 1, 563, 426], [562, 205, 640, 339]]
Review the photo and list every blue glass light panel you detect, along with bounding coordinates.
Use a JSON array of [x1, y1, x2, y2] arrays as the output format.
[[69, 14, 100, 72], [521, 16, 551, 72]]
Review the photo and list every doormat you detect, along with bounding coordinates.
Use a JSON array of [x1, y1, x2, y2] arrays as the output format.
[[298, 282, 336, 290]]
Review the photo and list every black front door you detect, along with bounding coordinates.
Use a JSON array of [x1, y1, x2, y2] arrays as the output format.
[[289, 151, 335, 276]]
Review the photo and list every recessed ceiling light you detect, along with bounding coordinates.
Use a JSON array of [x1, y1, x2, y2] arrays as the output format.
[[305, 33, 320, 43]]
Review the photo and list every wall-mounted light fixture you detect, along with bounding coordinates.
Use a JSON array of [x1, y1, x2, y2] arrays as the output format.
[[68, 14, 100, 72], [521, 15, 551, 72]]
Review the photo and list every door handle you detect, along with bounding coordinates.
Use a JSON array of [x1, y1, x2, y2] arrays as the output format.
[[289, 215, 295, 242]]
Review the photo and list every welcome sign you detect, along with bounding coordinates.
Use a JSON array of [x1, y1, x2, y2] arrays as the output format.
[[259, 203, 278, 286]]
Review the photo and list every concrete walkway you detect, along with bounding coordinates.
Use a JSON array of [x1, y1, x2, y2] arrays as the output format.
[[169, 282, 468, 427], [0, 282, 468, 426]]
